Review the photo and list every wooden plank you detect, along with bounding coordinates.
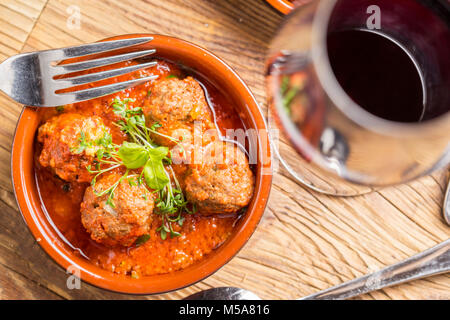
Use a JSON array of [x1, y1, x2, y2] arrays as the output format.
[[0, 0, 47, 54], [0, 0, 49, 191], [0, 0, 448, 300]]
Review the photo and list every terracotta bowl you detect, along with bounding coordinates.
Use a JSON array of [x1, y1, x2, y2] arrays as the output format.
[[11, 34, 272, 294], [266, 0, 294, 14]]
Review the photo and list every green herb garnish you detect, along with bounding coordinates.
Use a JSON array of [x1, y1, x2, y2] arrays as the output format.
[[134, 234, 150, 247], [72, 131, 89, 154], [85, 98, 193, 239], [280, 75, 305, 116]]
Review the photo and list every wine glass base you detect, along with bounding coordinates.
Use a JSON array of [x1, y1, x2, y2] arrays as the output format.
[[268, 107, 375, 197]]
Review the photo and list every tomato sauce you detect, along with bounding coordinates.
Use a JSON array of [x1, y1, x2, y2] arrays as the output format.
[[35, 59, 246, 277]]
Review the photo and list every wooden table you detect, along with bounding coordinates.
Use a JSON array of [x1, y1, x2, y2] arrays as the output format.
[[0, 0, 449, 300]]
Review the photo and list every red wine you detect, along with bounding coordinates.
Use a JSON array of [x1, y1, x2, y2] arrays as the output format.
[[327, 29, 426, 123]]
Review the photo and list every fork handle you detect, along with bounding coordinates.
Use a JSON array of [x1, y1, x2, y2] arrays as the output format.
[[300, 239, 450, 300]]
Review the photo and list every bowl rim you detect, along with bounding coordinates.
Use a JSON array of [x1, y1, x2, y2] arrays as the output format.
[[11, 34, 272, 295], [266, 0, 293, 14]]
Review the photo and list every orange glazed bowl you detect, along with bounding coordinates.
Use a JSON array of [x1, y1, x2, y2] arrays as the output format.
[[11, 34, 272, 294], [266, 0, 294, 14]]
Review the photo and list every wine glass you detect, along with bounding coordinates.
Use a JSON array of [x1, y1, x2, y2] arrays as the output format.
[[266, 0, 450, 196]]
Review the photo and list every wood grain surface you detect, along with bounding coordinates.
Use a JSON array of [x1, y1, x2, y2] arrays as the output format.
[[0, 0, 449, 300]]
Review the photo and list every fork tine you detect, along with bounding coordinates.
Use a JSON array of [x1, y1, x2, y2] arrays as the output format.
[[54, 61, 157, 88], [46, 37, 153, 61], [52, 49, 156, 75], [55, 75, 158, 104]]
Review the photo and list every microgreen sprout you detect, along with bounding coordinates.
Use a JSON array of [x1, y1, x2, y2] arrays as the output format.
[[82, 97, 194, 239]]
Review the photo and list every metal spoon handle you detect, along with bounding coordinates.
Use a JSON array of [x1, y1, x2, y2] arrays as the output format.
[[443, 176, 450, 225], [300, 239, 450, 300]]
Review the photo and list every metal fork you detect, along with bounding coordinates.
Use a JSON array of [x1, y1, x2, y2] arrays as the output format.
[[0, 37, 158, 107]]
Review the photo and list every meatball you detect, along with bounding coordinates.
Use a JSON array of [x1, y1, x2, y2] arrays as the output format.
[[81, 173, 155, 247], [37, 113, 110, 183], [184, 141, 254, 215], [143, 76, 214, 146]]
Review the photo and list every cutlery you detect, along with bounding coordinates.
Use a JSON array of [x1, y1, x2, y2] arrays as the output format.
[[185, 239, 450, 300], [0, 37, 157, 107], [443, 175, 450, 225]]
